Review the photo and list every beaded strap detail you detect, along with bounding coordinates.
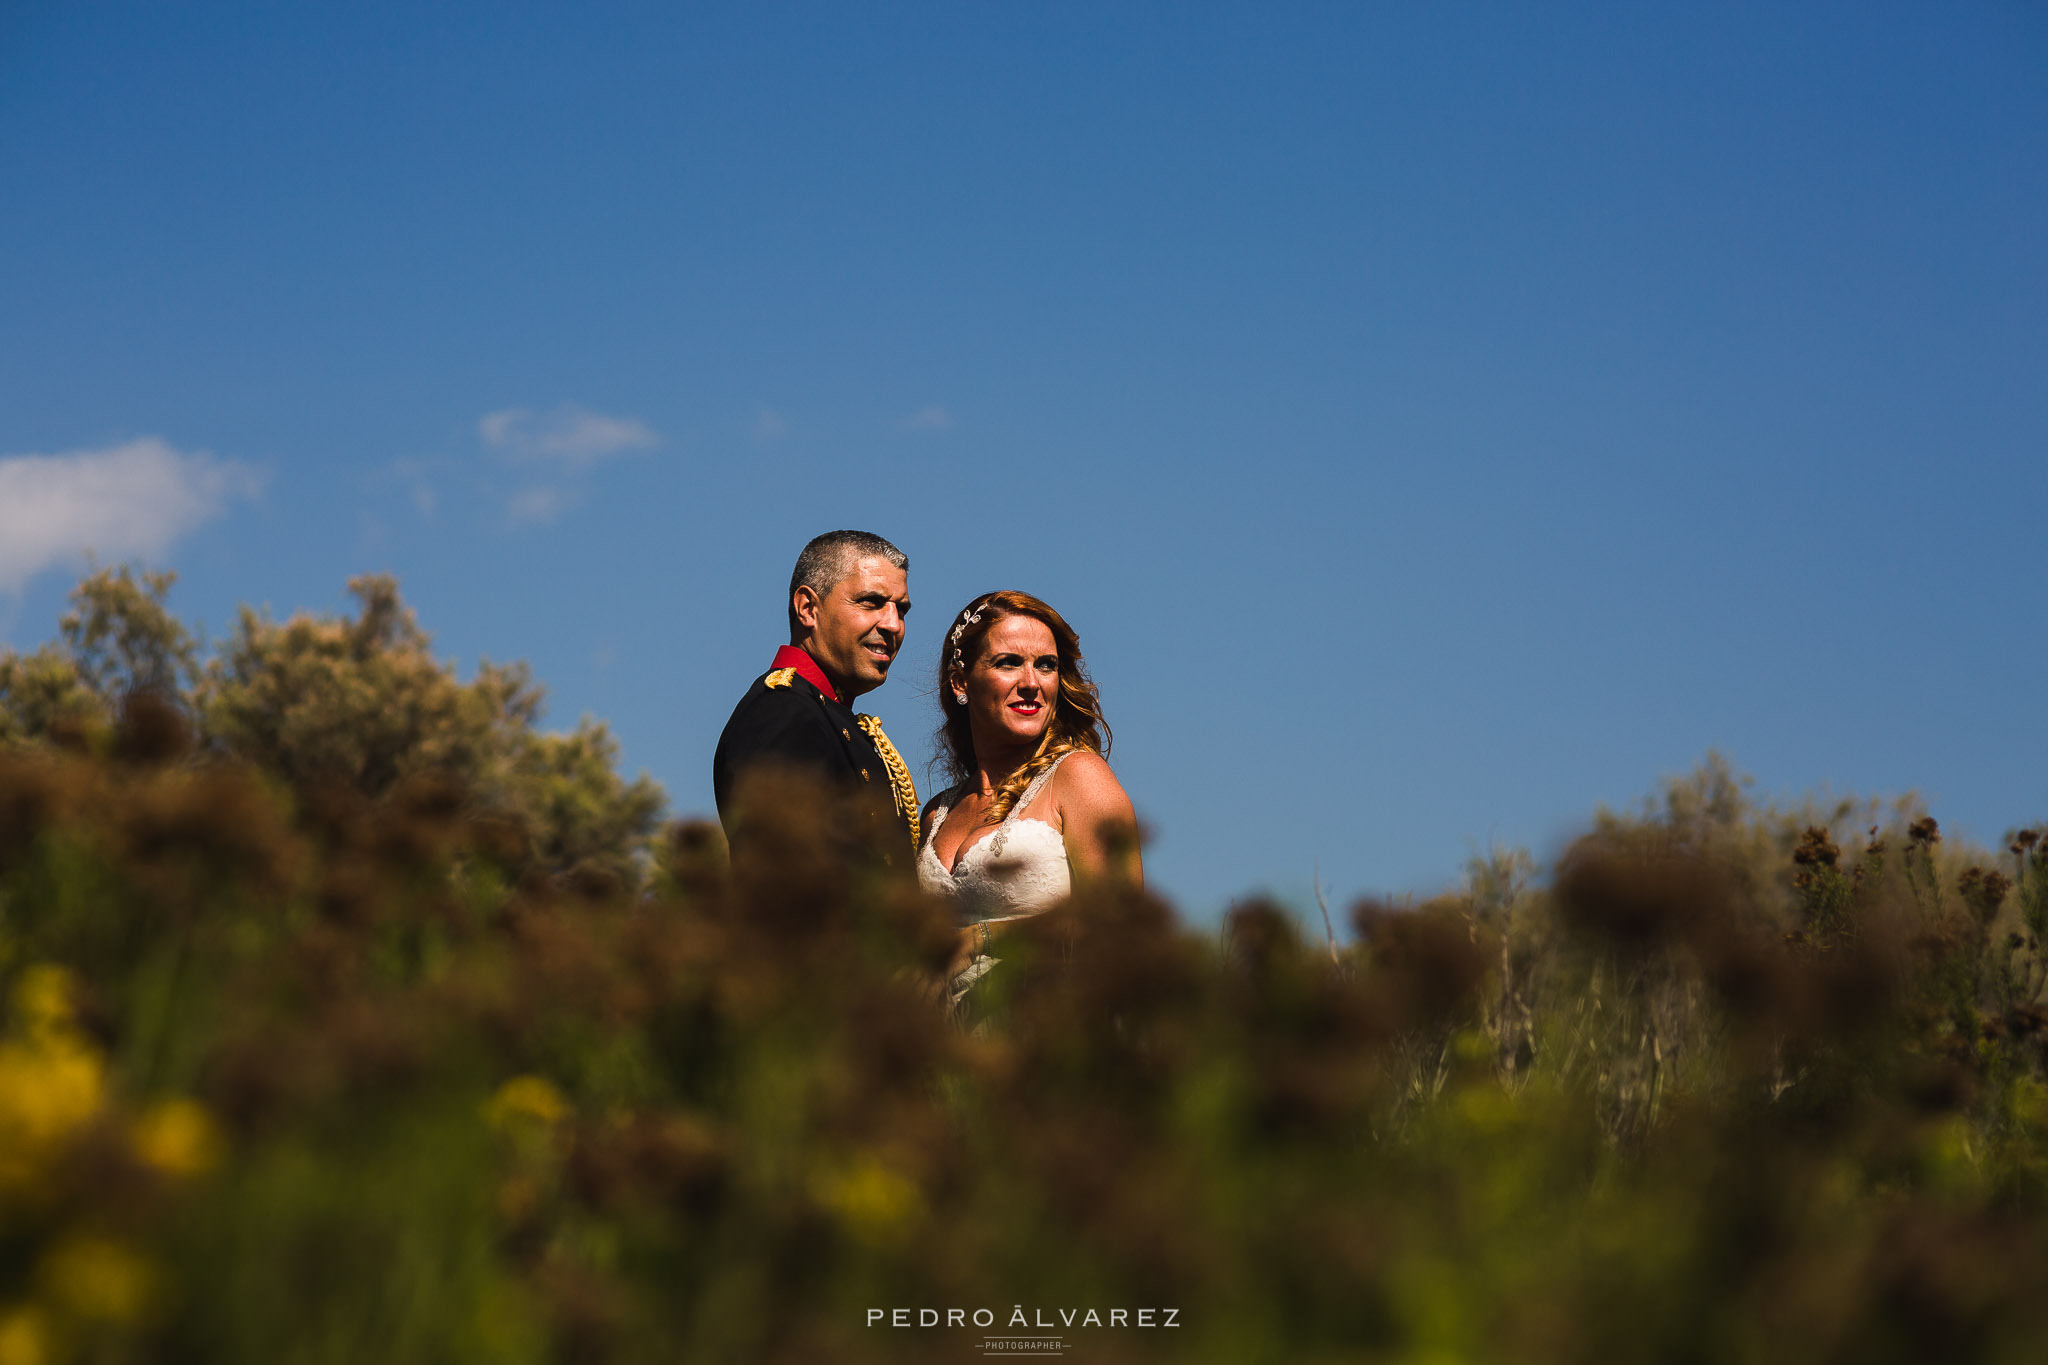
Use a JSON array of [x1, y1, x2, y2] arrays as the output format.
[[856, 714, 922, 851]]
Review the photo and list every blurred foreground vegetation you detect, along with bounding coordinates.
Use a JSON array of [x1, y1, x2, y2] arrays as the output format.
[[4, 568, 2048, 1363]]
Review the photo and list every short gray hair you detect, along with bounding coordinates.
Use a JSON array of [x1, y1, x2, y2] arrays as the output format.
[[787, 530, 908, 635]]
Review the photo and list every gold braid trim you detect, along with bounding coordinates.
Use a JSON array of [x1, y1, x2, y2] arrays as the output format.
[[856, 715, 922, 851]]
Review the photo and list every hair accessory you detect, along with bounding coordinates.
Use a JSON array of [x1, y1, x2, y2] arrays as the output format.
[[947, 599, 987, 672]]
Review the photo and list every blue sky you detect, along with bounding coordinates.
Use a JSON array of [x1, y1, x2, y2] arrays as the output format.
[[3, 2, 2044, 921]]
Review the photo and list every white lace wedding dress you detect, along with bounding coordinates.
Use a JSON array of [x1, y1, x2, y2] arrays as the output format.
[[917, 754, 1073, 999]]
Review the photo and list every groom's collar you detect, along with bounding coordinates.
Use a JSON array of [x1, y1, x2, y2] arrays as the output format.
[[770, 645, 839, 704]]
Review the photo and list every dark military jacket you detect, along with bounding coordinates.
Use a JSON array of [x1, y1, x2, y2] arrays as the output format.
[[712, 648, 916, 865]]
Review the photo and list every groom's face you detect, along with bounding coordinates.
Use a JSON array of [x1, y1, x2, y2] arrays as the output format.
[[795, 555, 910, 699]]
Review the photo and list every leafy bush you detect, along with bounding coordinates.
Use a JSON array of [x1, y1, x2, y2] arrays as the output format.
[[1, 567, 662, 882]]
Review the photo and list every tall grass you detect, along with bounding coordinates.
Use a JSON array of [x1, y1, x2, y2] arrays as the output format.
[[3, 580, 2048, 1362]]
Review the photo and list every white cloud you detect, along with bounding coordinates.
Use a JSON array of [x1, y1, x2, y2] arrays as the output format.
[[899, 405, 954, 432], [507, 486, 569, 526], [478, 404, 658, 466], [389, 458, 437, 517], [0, 437, 261, 592]]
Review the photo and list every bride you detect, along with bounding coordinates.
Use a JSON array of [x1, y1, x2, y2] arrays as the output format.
[[917, 591, 1140, 992]]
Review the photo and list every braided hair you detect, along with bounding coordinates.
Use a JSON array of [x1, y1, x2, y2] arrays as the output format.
[[935, 590, 1111, 821]]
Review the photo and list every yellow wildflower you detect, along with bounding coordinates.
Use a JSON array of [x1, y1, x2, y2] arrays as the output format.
[[0, 973, 104, 1193], [40, 1235, 154, 1324], [11, 967, 79, 1044], [129, 1098, 221, 1179], [484, 1076, 567, 1132], [0, 1306, 50, 1365], [814, 1155, 922, 1249]]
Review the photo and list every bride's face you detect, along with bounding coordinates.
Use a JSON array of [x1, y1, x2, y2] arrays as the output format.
[[959, 616, 1059, 750]]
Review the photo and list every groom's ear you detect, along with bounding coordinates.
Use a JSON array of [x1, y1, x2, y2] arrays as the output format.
[[791, 584, 822, 633]]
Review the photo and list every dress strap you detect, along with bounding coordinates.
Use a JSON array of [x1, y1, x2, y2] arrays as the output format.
[[923, 780, 970, 841], [1006, 751, 1073, 823]]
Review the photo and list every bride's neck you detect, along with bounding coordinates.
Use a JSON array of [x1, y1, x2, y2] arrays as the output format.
[[970, 732, 1039, 796]]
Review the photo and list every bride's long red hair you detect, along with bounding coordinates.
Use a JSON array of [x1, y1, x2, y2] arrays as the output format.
[[935, 590, 1111, 820]]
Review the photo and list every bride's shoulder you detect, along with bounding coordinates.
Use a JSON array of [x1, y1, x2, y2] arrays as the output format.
[[1049, 750, 1131, 812]]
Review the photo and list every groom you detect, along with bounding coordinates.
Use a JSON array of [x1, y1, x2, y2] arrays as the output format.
[[713, 529, 920, 865]]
